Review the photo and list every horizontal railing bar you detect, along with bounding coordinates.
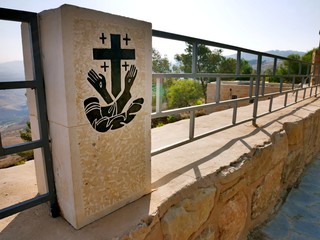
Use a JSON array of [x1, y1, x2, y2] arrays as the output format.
[[0, 80, 37, 90], [256, 93, 317, 119], [151, 96, 253, 119], [0, 193, 50, 219], [152, 72, 310, 79], [151, 117, 253, 156], [151, 84, 317, 119], [0, 140, 43, 156], [0, 8, 37, 22], [152, 30, 313, 66]]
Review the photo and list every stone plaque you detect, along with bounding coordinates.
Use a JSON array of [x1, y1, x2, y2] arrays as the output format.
[[39, 4, 151, 228]]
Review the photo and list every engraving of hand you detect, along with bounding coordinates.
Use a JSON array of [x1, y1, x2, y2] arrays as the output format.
[[88, 69, 106, 90], [116, 65, 138, 113], [124, 65, 137, 88], [87, 69, 113, 104]]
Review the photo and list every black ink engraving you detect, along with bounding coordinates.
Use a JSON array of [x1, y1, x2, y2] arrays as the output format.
[[84, 33, 144, 133]]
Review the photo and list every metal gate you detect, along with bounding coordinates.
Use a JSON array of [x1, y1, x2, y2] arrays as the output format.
[[0, 8, 58, 218]]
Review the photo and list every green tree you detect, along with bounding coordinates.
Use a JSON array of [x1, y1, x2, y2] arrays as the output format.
[[301, 49, 314, 63], [301, 49, 314, 74], [152, 48, 173, 109], [20, 121, 32, 142], [19, 121, 34, 160], [174, 43, 223, 103], [219, 58, 236, 73], [218, 57, 252, 79], [167, 79, 203, 108], [269, 51, 315, 83], [240, 59, 253, 75], [152, 48, 171, 73], [277, 54, 303, 83]]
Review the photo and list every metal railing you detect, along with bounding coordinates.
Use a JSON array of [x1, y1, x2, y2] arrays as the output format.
[[151, 30, 320, 156], [0, 8, 58, 219]]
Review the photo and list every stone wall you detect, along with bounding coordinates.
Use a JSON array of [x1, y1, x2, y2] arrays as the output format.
[[119, 108, 320, 239], [206, 82, 292, 112]]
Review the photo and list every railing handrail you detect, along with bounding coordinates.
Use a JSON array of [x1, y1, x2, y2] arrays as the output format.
[[152, 29, 315, 67]]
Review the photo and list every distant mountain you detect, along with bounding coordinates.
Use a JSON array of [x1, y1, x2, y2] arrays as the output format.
[[226, 50, 306, 62], [0, 61, 29, 126], [226, 50, 306, 73], [0, 60, 25, 81], [265, 50, 305, 59]]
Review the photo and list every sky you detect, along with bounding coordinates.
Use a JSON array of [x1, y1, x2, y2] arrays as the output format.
[[1, 0, 320, 63]]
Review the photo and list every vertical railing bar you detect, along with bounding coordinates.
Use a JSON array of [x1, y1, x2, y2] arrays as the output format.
[[292, 76, 295, 90], [29, 13, 59, 216], [252, 54, 262, 126], [156, 78, 163, 114], [301, 76, 306, 87], [269, 96, 273, 112], [308, 67, 312, 87], [310, 86, 313, 97], [189, 110, 195, 140], [232, 101, 237, 125], [273, 58, 277, 76], [0, 132, 3, 156], [261, 76, 265, 96], [249, 77, 253, 98], [295, 89, 299, 103], [215, 77, 221, 103], [192, 42, 197, 75], [284, 92, 288, 107], [236, 50, 241, 76], [280, 78, 283, 93], [303, 88, 307, 99], [299, 62, 302, 75]]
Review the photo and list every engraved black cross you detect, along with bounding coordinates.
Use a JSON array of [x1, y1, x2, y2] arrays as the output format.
[[93, 34, 135, 97]]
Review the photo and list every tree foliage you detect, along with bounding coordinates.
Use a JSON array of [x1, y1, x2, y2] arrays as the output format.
[[174, 43, 253, 102], [19, 121, 34, 161], [174, 44, 223, 103], [20, 121, 32, 142], [167, 79, 203, 108], [267, 50, 315, 83], [152, 48, 171, 73]]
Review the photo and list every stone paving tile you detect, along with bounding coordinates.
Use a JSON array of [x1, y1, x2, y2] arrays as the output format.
[[255, 155, 320, 240]]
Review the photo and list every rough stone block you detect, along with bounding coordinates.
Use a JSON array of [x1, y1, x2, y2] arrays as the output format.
[[251, 162, 284, 219], [218, 191, 247, 240], [248, 143, 274, 184], [161, 187, 216, 240], [283, 122, 303, 152], [282, 151, 304, 187], [271, 130, 288, 165], [195, 227, 215, 240]]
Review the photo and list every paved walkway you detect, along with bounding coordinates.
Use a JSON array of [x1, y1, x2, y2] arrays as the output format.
[[251, 155, 320, 239]]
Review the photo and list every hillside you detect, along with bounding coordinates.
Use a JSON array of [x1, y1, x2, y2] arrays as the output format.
[[0, 60, 29, 127], [226, 50, 306, 73], [227, 50, 306, 61]]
